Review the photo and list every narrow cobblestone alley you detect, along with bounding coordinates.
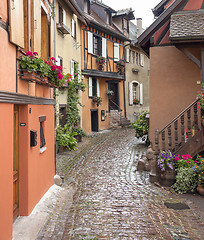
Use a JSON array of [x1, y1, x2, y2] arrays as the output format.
[[37, 128, 204, 240]]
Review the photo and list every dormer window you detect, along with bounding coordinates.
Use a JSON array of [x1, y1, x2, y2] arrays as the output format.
[[106, 13, 111, 25], [123, 18, 129, 32], [84, 0, 90, 14]]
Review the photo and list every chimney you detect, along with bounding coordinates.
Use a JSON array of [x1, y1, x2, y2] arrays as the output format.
[[137, 18, 142, 37]]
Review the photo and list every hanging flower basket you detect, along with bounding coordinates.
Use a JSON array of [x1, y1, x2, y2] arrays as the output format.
[[116, 60, 125, 74], [106, 89, 114, 96], [96, 55, 105, 71], [92, 96, 102, 107]]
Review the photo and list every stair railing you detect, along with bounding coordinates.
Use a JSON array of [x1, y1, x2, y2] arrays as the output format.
[[155, 99, 202, 154]]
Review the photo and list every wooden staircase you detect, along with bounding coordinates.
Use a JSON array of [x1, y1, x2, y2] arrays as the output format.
[[155, 99, 204, 157]]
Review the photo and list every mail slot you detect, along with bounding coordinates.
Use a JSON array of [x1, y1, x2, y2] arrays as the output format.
[[30, 130, 37, 147]]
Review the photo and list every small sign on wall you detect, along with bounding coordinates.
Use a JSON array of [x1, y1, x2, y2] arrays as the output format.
[[101, 110, 105, 121]]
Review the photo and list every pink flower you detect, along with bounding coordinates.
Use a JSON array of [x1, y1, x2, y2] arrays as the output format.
[[195, 160, 198, 163], [44, 60, 48, 64], [186, 154, 191, 159], [175, 157, 179, 162], [57, 73, 63, 80], [57, 66, 62, 71], [33, 52, 38, 56], [26, 51, 33, 56], [186, 161, 189, 164], [51, 65, 57, 71], [50, 57, 56, 61]]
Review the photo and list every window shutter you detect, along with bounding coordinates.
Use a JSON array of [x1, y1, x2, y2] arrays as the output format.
[[89, 77, 93, 97], [9, 0, 24, 48], [88, 31, 93, 54], [56, 57, 60, 66], [63, 9, 66, 25], [97, 79, 100, 97], [126, 48, 129, 63], [139, 83, 143, 105], [102, 38, 107, 58], [114, 43, 120, 61], [33, 0, 41, 55], [129, 82, 133, 105], [72, 18, 75, 38], [140, 53, 144, 67], [70, 60, 75, 79]]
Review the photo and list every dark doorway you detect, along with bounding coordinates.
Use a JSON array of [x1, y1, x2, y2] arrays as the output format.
[[91, 110, 98, 132], [109, 82, 119, 110], [59, 104, 67, 127]]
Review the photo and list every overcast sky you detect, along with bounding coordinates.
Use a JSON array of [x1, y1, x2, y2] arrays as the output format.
[[102, 0, 162, 29]]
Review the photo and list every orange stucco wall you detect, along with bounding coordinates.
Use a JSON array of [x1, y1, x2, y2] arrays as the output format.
[[0, 28, 16, 93], [19, 104, 55, 215], [0, 0, 8, 22], [0, 104, 13, 240], [82, 77, 125, 133], [149, 46, 201, 147]]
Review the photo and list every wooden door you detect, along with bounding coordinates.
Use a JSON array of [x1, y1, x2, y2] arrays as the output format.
[[109, 82, 119, 110], [13, 105, 19, 221], [91, 110, 98, 132]]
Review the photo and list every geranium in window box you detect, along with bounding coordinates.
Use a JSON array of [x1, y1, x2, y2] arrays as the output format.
[[92, 96, 102, 107], [133, 98, 140, 105], [96, 55, 105, 71], [116, 59, 125, 74]]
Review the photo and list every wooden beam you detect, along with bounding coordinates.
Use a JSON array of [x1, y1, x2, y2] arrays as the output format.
[[178, 47, 201, 69]]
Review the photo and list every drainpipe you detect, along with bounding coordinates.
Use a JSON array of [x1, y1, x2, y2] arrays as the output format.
[[53, 0, 57, 174]]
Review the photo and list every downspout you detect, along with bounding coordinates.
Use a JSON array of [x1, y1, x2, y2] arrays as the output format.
[[53, 0, 57, 174]]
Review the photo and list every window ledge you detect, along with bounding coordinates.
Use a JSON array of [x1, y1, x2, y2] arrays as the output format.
[[40, 146, 47, 154]]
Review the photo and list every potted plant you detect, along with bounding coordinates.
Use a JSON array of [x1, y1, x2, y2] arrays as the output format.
[[72, 126, 86, 142], [106, 89, 114, 96], [116, 59, 125, 74], [157, 150, 176, 187], [96, 55, 105, 71], [92, 96, 102, 107], [133, 98, 140, 105], [193, 155, 204, 195]]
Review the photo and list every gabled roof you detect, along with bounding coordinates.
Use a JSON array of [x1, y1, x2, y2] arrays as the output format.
[[84, 10, 129, 40], [152, 0, 170, 17], [91, 0, 116, 13], [112, 8, 135, 21], [64, 0, 86, 24], [170, 10, 204, 42], [138, 0, 185, 49]]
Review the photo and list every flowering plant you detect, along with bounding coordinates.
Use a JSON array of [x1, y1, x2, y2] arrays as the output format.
[[133, 98, 140, 104], [92, 96, 102, 107], [20, 51, 65, 87], [158, 150, 175, 172], [197, 84, 204, 110], [192, 155, 204, 187], [174, 154, 197, 169], [116, 60, 125, 74], [96, 55, 105, 66], [132, 111, 149, 138], [106, 89, 114, 96]]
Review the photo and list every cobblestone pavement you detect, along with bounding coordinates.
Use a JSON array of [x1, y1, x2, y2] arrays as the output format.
[[37, 128, 204, 240]]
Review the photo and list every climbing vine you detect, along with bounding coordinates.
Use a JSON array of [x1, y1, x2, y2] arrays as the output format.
[[66, 63, 86, 129]]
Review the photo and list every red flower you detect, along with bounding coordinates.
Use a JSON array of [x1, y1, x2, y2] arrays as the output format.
[[51, 65, 57, 71], [26, 51, 33, 56], [57, 66, 62, 71], [57, 73, 63, 80], [33, 52, 38, 56], [50, 57, 56, 61]]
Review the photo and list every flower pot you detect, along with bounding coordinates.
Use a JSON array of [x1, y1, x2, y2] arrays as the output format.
[[158, 169, 176, 187], [197, 184, 204, 196], [98, 65, 104, 71], [20, 70, 36, 82]]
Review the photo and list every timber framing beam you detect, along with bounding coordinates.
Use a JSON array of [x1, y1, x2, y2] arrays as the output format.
[[177, 47, 201, 69]]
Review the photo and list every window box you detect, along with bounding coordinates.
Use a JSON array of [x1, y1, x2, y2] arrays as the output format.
[[57, 23, 70, 35]]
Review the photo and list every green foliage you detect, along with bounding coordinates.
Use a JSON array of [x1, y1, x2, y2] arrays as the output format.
[[171, 168, 198, 194], [197, 83, 204, 109], [193, 155, 204, 187], [56, 124, 77, 150], [92, 96, 102, 106], [66, 63, 86, 128], [132, 111, 149, 138], [72, 127, 86, 137]]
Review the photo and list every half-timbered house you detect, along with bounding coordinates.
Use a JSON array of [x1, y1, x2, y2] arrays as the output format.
[[77, 0, 129, 133]]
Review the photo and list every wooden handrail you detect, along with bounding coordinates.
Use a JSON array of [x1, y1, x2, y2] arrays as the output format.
[[159, 99, 199, 134]]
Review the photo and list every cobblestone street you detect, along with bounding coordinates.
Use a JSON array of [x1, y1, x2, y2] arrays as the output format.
[[37, 128, 204, 240]]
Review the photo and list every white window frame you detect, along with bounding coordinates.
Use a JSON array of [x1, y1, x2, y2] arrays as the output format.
[[114, 43, 120, 61], [88, 31, 93, 54]]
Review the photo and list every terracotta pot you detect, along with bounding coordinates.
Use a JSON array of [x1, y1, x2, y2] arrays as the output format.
[[158, 168, 176, 187], [20, 70, 35, 81], [197, 184, 204, 196]]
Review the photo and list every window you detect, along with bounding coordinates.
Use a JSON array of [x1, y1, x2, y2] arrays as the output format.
[[136, 52, 139, 65], [123, 18, 128, 32], [89, 77, 100, 97], [39, 116, 46, 148], [93, 35, 102, 55], [132, 51, 135, 64], [72, 18, 76, 39], [84, 0, 90, 14], [129, 82, 143, 105], [129, 50, 132, 63], [114, 43, 120, 61], [59, 5, 63, 24], [106, 13, 111, 24], [140, 53, 144, 67]]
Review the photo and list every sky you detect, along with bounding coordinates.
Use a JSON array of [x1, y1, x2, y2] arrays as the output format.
[[102, 0, 162, 29]]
